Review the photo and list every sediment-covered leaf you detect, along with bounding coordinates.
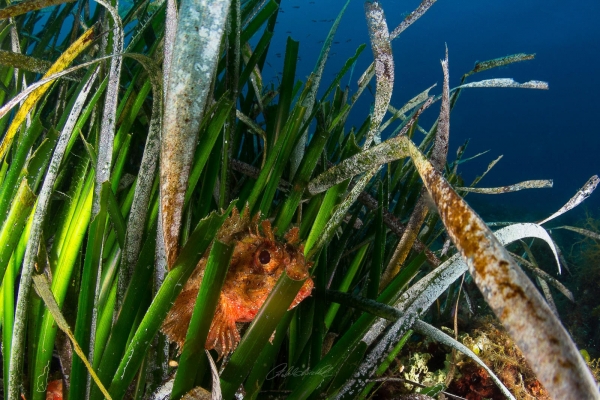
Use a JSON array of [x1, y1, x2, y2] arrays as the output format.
[[308, 99, 433, 195], [456, 179, 553, 194], [0, 49, 52, 74], [457, 78, 548, 90], [363, 0, 394, 147], [381, 83, 435, 134], [406, 140, 598, 400], [116, 54, 163, 297], [161, 0, 232, 268], [554, 225, 600, 241], [537, 175, 599, 225], [509, 252, 573, 302], [389, 0, 437, 40], [381, 50, 450, 289], [0, 0, 75, 19], [93, 0, 123, 215], [465, 53, 536, 77]]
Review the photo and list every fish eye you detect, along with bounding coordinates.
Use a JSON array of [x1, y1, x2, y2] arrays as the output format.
[[258, 249, 271, 264]]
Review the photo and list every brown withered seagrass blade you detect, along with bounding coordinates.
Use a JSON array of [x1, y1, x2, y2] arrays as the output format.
[[406, 140, 600, 400]]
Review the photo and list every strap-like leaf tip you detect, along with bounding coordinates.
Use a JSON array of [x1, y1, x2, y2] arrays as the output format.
[[364, 0, 394, 148], [471, 53, 536, 76], [537, 175, 599, 225]]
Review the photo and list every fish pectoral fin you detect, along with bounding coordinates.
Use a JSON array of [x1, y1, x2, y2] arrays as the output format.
[[288, 278, 314, 310], [206, 299, 241, 359], [161, 288, 199, 352]]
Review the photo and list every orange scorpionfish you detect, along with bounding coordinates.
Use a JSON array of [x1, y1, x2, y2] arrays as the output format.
[[161, 208, 314, 358]]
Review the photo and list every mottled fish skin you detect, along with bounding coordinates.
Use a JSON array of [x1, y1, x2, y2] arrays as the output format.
[[162, 212, 313, 358]]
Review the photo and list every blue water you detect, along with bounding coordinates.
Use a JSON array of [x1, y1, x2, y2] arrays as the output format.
[[270, 0, 600, 223]]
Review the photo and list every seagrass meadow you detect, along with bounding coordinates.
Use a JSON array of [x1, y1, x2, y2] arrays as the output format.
[[0, 0, 598, 398]]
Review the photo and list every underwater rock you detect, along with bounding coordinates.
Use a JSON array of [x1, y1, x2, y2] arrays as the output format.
[[454, 316, 550, 400]]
